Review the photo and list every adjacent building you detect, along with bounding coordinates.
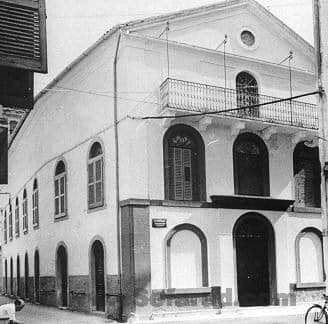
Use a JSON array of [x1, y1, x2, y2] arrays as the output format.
[[1, 0, 323, 321]]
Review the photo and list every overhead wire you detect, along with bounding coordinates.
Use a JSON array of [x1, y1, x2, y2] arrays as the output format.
[[127, 90, 320, 120]]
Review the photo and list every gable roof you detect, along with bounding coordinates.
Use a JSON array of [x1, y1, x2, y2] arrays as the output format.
[[35, 0, 313, 103]]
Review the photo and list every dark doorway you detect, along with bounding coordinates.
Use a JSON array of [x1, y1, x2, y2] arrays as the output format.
[[24, 253, 29, 299], [34, 250, 40, 303], [16, 256, 20, 297], [56, 246, 68, 307], [5, 260, 7, 294], [10, 258, 13, 295], [91, 240, 105, 312], [234, 213, 276, 306], [233, 133, 269, 196]]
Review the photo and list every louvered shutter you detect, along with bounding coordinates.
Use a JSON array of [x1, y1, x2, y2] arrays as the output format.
[[173, 148, 183, 200], [0, 0, 47, 72], [183, 148, 192, 200]]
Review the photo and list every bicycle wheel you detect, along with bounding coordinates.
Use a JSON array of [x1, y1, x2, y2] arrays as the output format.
[[305, 305, 328, 324]]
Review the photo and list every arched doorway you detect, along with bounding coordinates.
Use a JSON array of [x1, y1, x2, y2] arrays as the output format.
[[56, 245, 68, 307], [34, 250, 40, 303], [91, 240, 105, 312], [16, 256, 20, 297], [24, 253, 29, 299], [10, 258, 13, 296], [4, 259, 7, 294], [236, 71, 259, 117], [233, 133, 269, 197], [234, 213, 276, 306]]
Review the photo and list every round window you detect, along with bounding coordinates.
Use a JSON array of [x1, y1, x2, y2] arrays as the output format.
[[240, 30, 255, 47]]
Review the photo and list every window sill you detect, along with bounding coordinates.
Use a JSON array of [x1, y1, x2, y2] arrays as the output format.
[[163, 287, 211, 295], [54, 214, 68, 222], [292, 206, 321, 214], [33, 225, 40, 230], [295, 282, 326, 289], [87, 203, 106, 214]]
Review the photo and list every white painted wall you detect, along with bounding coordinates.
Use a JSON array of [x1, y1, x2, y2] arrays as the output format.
[[149, 206, 322, 300], [3, 34, 120, 278]]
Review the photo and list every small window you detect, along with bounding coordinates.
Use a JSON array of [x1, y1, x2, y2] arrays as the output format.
[[8, 203, 12, 240], [241, 30, 255, 47], [22, 189, 28, 233], [32, 179, 39, 228], [4, 211, 7, 244], [54, 160, 67, 218], [15, 198, 19, 237], [88, 142, 104, 209]]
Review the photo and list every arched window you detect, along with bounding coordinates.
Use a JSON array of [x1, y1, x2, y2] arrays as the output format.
[[166, 224, 208, 289], [22, 189, 28, 233], [236, 72, 259, 117], [8, 203, 12, 240], [88, 142, 104, 209], [233, 133, 269, 196], [32, 179, 39, 227], [296, 228, 324, 285], [15, 197, 19, 237], [54, 160, 67, 217], [293, 142, 321, 208], [4, 211, 7, 244], [164, 125, 206, 201]]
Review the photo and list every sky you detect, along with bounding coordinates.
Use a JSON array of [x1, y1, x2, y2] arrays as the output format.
[[34, 0, 314, 94]]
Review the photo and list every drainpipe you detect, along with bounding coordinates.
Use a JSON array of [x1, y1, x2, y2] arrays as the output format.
[[313, 0, 328, 293], [113, 29, 123, 320]]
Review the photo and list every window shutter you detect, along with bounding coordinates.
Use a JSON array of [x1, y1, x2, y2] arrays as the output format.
[[173, 148, 183, 200], [183, 148, 192, 200], [0, 0, 47, 72]]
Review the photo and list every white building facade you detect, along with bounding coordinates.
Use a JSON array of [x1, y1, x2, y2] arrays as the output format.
[[1, 0, 324, 320]]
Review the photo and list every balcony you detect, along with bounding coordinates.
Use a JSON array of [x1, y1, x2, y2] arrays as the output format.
[[160, 78, 318, 130]]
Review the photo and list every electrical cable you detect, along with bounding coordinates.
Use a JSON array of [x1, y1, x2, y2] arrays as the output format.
[[128, 90, 320, 120]]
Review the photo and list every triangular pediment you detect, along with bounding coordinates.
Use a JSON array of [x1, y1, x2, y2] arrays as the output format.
[[126, 0, 314, 72]]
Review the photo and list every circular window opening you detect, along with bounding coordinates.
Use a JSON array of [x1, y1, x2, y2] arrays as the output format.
[[241, 30, 255, 47]]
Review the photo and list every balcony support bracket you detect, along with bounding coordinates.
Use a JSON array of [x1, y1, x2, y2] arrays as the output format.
[[198, 116, 212, 132], [292, 131, 315, 145], [261, 126, 278, 140], [231, 122, 245, 136], [158, 109, 177, 128]]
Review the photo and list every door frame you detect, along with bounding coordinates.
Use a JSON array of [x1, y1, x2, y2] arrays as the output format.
[[56, 243, 69, 308], [233, 212, 277, 306], [89, 236, 107, 312]]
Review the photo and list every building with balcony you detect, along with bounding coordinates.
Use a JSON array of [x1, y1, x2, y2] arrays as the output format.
[[0, 0, 323, 321]]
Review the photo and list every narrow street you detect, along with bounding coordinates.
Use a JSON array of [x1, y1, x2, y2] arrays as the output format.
[[0, 296, 114, 324]]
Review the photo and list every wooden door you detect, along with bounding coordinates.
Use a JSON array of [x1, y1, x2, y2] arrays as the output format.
[[94, 243, 105, 311], [34, 251, 40, 303]]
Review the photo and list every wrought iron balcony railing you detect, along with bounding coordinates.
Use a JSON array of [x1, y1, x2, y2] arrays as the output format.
[[160, 78, 318, 130]]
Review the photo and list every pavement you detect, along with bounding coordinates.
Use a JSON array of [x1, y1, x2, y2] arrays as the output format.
[[133, 304, 314, 324], [0, 296, 114, 324], [0, 295, 317, 324]]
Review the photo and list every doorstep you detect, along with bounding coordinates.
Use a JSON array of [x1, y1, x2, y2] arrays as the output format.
[[131, 303, 317, 323]]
